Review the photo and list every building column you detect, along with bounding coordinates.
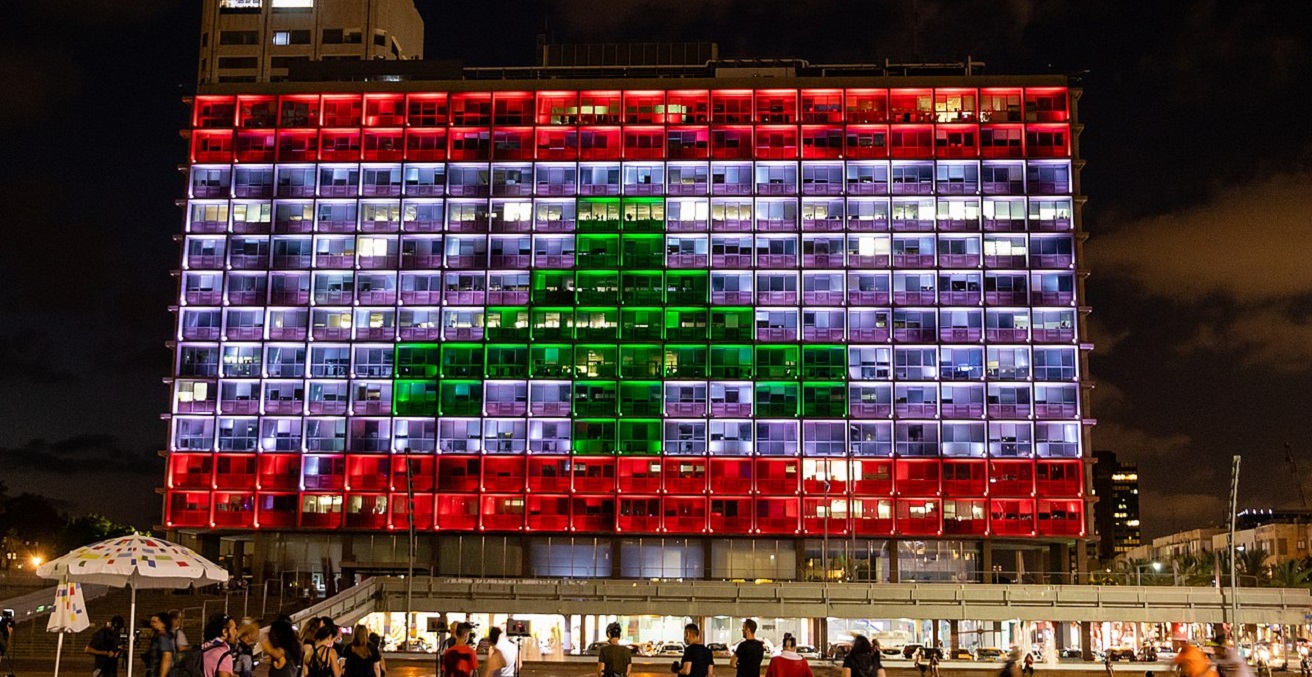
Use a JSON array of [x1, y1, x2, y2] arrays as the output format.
[[611, 538, 624, 578], [816, 618, 828, 657], [1080, 621, 1094, 661], [982, 541, 994, 584], [950, 620, 961, 653], [702, 538, 715, 580], [888, 540, 900, 583], [932, 619, 941, 648], [1052, 542, 1072, 584], [232, 539, 247, 578]]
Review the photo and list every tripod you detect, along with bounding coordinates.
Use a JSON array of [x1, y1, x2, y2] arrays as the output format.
[[0, 646, 17, 677]]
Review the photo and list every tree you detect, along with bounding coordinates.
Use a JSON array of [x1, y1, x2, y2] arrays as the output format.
[[59, 514, 140, 552], [1267, 558, 1312, 589], [1236, 548, 1271, 586], [0, 492, 67, 543]]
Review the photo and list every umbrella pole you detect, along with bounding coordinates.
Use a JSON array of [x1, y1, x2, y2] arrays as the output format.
[[127, 585, 137, 677], [54, 633, 64, 677]]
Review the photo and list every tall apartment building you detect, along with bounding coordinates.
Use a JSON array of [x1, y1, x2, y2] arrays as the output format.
[[198, 0, 423, 85], [1092, 450, 1141, 561], [167, 51, 1093, 589]]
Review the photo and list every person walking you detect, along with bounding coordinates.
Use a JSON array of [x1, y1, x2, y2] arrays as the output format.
[[1299, 653, 1309, 677], [730, 619, 765, 677], [306, 621, 344, 677], [1174, 643, 1215, 677], [677, 623, 715, 677], [1103, 649, 1115, 677], [1022, 650, 1035, 677], [597, 622, 632, 677], [260, 619, 301, 677], [442, 623, 479, 677], [145, 611, 177, 677], [233, 620, 259, 677], [483, 627, 520, 677], [840, 635, 885, 677], [765, 634, 813, 677], [86, 616, 125, 677], [1000, 647, 1023, 677], [199, 613, 238, 677], [344, 625, 383, 677]]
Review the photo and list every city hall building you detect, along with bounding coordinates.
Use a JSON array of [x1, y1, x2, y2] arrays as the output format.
[[165, 5, 1092, 605]]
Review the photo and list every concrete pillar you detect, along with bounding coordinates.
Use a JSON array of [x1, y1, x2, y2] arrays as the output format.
[[816, 618, 828, 656], [950, 620, 961, 653], [888, 540, 900, 583], [1052, 542, 1072, 584], [1075, 542, 1090, 585], [796, 539, 809, 580], [611, 538, 624, 578], [932, 619, 941, 647], [1080, 621, 1094, 661], [233, 539, 247, 579], [982, 541, 994, 584], [1055, 622, 1067, 651], [702, 538, 715, 580]]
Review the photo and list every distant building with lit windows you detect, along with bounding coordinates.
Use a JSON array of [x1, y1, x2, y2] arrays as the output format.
[[166, 40, 1095, 589], [1092, 450, 1140, 561], [198, 0, 423, 85]]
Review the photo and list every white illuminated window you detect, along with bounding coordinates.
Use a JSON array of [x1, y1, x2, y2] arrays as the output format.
[[271, 0, 313, 7], [273, 31, 291, 45]]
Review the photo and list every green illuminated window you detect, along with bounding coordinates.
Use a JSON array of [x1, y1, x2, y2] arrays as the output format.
[[710, 307, 752, 341], [664, 308, 709, 341], [530, 344, 574, 378], [621, 197, 665, 233], [394, 344, 440, 378], [576, 234, 620, 268], [621, 307, 664, 341], [485, 307, 530, 341], [575, 307, 620, 340], [621, 271, 664, 305], [621, 234, 664, 268], [664, 344, 708, 378], [393, 380, 438, 416], [619, 419, 662, 455], [709, 345, 754, 379], [620, 381, 662, 416], [577, 198, 621, 232], [576, 271, 620, 304], [573, 381, 618, 417], [756, 345, 800, 379], [531, 307, 575, 341], [573, 419, 617, 455], [531, 270, 575, 305], [440, 343, 483, 378], [484, 344, 529, 378], [439, 380, 483, 417], [619, 344, 663, 379], [802, 345, 847, 379], [755, 382, 800, 418], [666, 271, 709, 305], [575, 344, 618, 378], [802, 382, 847, 417]]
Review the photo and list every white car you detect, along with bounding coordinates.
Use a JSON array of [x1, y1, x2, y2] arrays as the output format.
[[659, 642, 686, 656], [795, 645, 822, 660]]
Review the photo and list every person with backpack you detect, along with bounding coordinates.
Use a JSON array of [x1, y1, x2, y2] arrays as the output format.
[[198, 613, 237, 677], [840, 635, 885, 677], [730, 619, 765, 677], [260, 619, 301, 677], [145, 612, 177, 677], [306, 622, 344, 677], [86, 616, 126, 677], [442, 623, 479, 677], [1000, 647, 1023, 677], [597, 622, 632, 677]]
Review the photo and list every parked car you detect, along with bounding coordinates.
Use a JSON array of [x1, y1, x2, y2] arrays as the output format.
[[1059, 649, 1084, 660], [796, 645, 822, 660], [1107, 647, 1137, 662], [903, 644, 926, 660], [708, 643, 731, 658], [953, 649, 975, 660], [976, 647, 1006, 661], [829, 642, 853, 661], [881, 645, 904, 658], [585, 642, 609, 656], [658, 642, 686, 656]]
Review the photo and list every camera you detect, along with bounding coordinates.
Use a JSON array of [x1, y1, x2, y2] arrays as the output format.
[[670, 660, 683, 674], [427, 618, 448, 634], [506, 620, 531, 638]]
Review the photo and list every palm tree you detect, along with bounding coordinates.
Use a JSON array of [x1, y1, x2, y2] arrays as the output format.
[[1173, 551, 1220, 587], [1267, 558, 1312, 589], [1235, 547, 1271, 587]]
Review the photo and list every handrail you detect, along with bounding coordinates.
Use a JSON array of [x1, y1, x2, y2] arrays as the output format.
[[290, 578, 380, 627]]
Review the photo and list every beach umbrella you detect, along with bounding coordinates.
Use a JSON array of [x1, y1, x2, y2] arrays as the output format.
[[47, 580, 91, 677], [37, 534, 229, 677]]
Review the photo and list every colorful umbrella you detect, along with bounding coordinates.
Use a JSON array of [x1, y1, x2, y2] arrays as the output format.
[[37, 534, 229, 677], [47, 580, 91, 677]]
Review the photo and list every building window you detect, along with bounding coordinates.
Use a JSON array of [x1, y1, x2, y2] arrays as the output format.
[[218, 57, 259, 70], [322, 28, 344, 44], [219, 30, 259, 46]]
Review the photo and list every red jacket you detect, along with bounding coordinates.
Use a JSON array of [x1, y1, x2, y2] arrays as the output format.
[[765, 653, 814, 677]]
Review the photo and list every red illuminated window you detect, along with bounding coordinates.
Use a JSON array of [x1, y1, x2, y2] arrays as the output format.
[[572, 456, 616, 493], [276, 129, 316, 162], [579, 91, 621, 124], [935, 125, 979, 159], [493, 92, 533, 125], [256, 493, 298, 529], [666, 127, 708, 159], [168, 491, 212, 527], [1037, 499, 1083, 536], [663, 496, 707, 533], [895, 459, 941, 496], [1036, 460, 1082, 497], [852, 458, 893, 495], [711, 127, 752, 160], [890, 89, 933, 123], [896, 498, 941, 535], [618, 458, 662, 494], [169, 454, 213, 490], [663, 457, 707, 494], [846, 89, 888, 123], [537, 91, 579, 125], [404, 128, 447, 161], [192, 130, 234, 163], [406, 93, 449, 127], [804, 497, 851, 536], [802, 126, 843, 159], [388, 492, 434, 530], [942, 460, 986, 495], [618, 496, 661, 533], [623, 91, 665, 124], [235, 130, 276, 162], [536, 127, 578, 160], [710, 497, 753, 533], [981, 125, 1024, 158], [801, 90, 844, 123], [194, 96, 236, 128], [990, 498, 1036, 536], [845, 126, 888, 159], [853, 498, 894, 535], [889, 125, 933, 158], [363, 94, 404, 126], [346, 455, 390, 491], [709, 458, 753, 494], [279, 95, 320, 127], [450, 93, 492, 125], [756, 91, 798, 123], [667, 90, 709, 123], [483, 455, 526, 492], [448, 128, 491, 161], [436, 494, 479, 531], [301, 456, 344, 491], [526, 495, 571, 532], [756, 497, 800, 534], [437, 456, 480, 493], [989, 460, 1035, 497], [624, 126, 665, 160], [481, 495, 524, 532], [492, 128, 534, 160], [390, 456, 435, 492], [943, 499, 988, 536], [237, 95, 277, 128], [319, 129, 361, 161], [755, 126, 799, 159], [712, 91, 753, 123], [345, 494, 389, 529], [1025, 89, 1068, 122], [321, 95, 362, 127], [215, 454, 257, 490], [756, 457, 800, 494], [363, 129, 404, 161], [213, 492, 255, 528], [572, 496, 616, 532], [1025, 124, 1070, 158], [579, 127, 621, 160], [527, 456, 572, 493]]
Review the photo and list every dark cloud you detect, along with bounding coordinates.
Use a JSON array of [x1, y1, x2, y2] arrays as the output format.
[[0, 435, 159, 476], [0, 331, 81, 385]]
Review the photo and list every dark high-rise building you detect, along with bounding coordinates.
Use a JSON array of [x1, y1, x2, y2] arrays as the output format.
[[1092, 450, 1140, 561], [165, 37, 1094, 585]]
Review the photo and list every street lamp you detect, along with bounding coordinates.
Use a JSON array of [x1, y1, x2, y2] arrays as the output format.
[[1135, 561, 1163, 586]]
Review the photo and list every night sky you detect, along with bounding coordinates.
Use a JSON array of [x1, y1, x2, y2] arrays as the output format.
[[3, 1, 1310, 540]]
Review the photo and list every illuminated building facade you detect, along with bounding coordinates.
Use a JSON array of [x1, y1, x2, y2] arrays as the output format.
[[166, 65, 1093, 582], [1092, 450, 1140, 561]]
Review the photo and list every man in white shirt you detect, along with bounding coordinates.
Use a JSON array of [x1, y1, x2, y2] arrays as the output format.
[[483, 626, 519, 677]]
